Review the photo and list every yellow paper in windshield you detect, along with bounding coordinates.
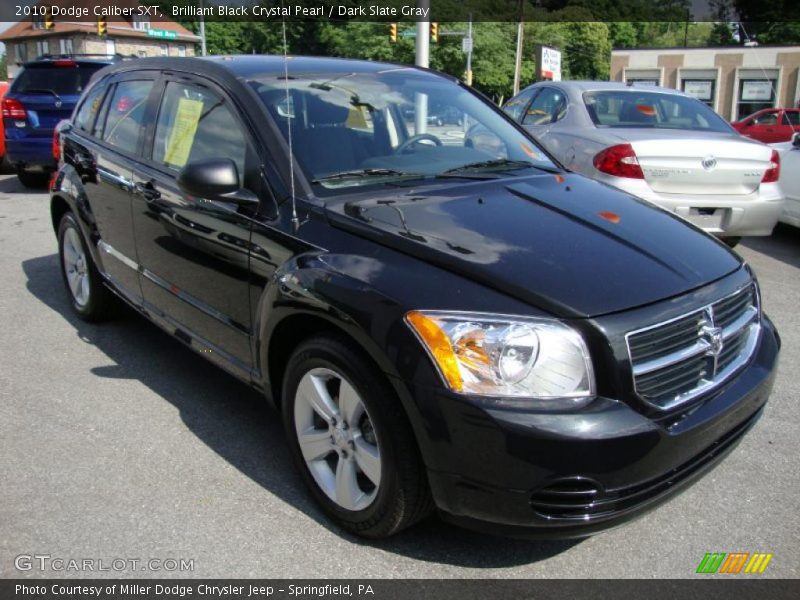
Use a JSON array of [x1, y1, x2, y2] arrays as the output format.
[[164, 98, 204, 167]]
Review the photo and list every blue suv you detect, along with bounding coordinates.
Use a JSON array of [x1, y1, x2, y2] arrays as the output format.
[[2, 55, 121, 187]]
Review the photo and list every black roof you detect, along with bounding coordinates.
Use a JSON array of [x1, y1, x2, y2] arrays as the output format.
[[97, 54, 450, 82]]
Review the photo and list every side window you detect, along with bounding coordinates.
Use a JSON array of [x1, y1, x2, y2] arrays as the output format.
[[752, 111, 778, 126], [100, 80, 154, 154], [782, 111, 800, 126], [503, 88, 536, 122], [523, 88, 567, 126], [152, 81, 246, 176], [74, 82, 109, 134]]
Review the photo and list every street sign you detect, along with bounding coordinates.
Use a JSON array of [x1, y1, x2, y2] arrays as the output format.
[[462, 37, 473, 53], [400, 30, 416, 38], [147, 29, 178, 40]]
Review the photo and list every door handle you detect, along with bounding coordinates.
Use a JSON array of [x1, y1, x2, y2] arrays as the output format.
[[134, 181, 161, 202]]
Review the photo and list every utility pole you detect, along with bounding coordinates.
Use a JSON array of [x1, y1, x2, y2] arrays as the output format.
[[415, 0, 430, 134], [198, 0, 207, 56], [465, 14, 473, 86], [512, 0, 524, 96]]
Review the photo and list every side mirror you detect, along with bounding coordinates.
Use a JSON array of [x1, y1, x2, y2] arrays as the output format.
[[792, 132, 800, 148], [177, 158, 258, 206]]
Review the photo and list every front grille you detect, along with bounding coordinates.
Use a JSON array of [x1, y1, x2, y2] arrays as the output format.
[[530, 409, 761, 521], [626, 285, 760, 410]]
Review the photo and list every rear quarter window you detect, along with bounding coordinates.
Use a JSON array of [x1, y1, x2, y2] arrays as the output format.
[[74, 82, 109, 134]]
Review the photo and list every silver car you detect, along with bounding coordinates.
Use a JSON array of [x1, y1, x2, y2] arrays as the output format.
[[504, 81, 783, 245]]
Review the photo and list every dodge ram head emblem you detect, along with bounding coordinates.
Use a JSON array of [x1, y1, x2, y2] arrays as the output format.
[[701, 156, 717, 171]]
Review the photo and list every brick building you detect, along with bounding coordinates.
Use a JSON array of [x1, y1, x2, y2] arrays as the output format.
[[611, 45, 800, 121], [1, 0, 200, 79]]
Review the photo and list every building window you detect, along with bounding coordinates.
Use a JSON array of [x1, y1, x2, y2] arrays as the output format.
[[105, 39, 116, 55], [159, 44, 168, 56], [682, 80, 716, 109], [177, 45, 186, 57], [132, 15, 151, 31], [35, 40, 49, 57], [737, 79, 777, 120], [14, 43, 28, 64], [59, 38, 73, 55], [32, 15, 45, 30], [138, 50, 147, 58]]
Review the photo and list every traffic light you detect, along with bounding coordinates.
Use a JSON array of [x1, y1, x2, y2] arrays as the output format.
[[97, 16, 107, 37], [44, 9, 55, 30], [430, 22, 438, 43], [389, 23, 397, 43]]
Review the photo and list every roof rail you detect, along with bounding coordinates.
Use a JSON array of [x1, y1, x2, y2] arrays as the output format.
[[33, 53, 137, 62]]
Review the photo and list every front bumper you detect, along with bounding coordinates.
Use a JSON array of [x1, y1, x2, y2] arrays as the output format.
[[408, 316, 779, 539]]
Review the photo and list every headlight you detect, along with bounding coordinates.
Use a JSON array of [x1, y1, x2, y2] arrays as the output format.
[[406, 311, 595, 408]]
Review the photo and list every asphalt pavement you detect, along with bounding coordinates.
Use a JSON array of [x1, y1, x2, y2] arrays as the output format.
[[0, 173, 797, 578]]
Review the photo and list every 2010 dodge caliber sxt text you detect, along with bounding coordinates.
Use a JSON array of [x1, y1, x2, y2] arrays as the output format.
[[50, 56, 780, 539]]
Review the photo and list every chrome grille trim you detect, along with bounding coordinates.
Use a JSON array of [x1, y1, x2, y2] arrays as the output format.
[[626, 284, 761, 410]]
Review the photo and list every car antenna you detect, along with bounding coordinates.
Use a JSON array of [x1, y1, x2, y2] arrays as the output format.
[[281, 18, 299, 231]]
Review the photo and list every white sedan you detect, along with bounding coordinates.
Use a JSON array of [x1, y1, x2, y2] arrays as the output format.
[[771, 133, 800, 227]]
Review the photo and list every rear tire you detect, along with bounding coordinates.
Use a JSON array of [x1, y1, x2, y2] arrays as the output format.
[[721, 236, 742, 249], [17, 170, 49, 189], [57, 212, 117, 321], [282, 334, 433, 538]]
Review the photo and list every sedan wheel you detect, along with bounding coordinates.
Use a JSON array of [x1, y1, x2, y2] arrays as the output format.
[[294, 367, 382, 512], [62, 226, 91, 308]]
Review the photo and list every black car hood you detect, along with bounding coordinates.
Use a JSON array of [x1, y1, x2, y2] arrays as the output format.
[[325, 172, 742, 318]]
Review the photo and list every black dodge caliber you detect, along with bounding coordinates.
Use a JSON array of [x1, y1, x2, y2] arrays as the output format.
[[50, 56, 780, 539]]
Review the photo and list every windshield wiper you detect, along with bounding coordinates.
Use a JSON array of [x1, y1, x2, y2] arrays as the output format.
[[22, 88, 63, 102], [442, 159, 537, 175], [313, 168, 421, 183]]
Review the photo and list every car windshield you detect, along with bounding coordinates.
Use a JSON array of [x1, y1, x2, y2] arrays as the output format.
[[11, 64, 104, 96], [249, 69, 556, 191], [584, 90, 732, 133]]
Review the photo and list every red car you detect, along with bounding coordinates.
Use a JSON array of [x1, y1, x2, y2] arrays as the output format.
[[732, 108, 800, 143], [0, 81, 9, 163]]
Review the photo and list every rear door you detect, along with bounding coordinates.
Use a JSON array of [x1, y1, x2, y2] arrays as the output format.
[[131, 75, 257, 376], [66, 73, 158, 300]]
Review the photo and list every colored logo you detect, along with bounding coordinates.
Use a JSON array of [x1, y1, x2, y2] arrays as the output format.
[[696, 552, 773, 574]]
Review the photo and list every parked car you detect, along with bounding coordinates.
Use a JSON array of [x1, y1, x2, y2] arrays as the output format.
[[771, 132, 800, 227], [732, 107, 800, 143], [0, 81, 9, 165], [503, 81, 783, 247], [428, 106, 464, 126], [51, 56, 779, 540], [2, 54, 121, 188]]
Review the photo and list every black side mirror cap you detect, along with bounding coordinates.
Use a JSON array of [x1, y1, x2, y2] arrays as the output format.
[[177, 159, 258, 207]]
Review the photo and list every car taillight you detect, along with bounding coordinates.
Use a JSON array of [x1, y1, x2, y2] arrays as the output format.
[[53, 59, 76, 67], [52, 128, 61, 162], [593, 143, 644, 179], [761, 149, 780, 183], [52, 119, 69, 163], [2, 97, 27, 119]]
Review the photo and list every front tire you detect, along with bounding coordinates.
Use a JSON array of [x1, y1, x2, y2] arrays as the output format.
[[57, 212, 116, 321], [282, 334, 433, 538]]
